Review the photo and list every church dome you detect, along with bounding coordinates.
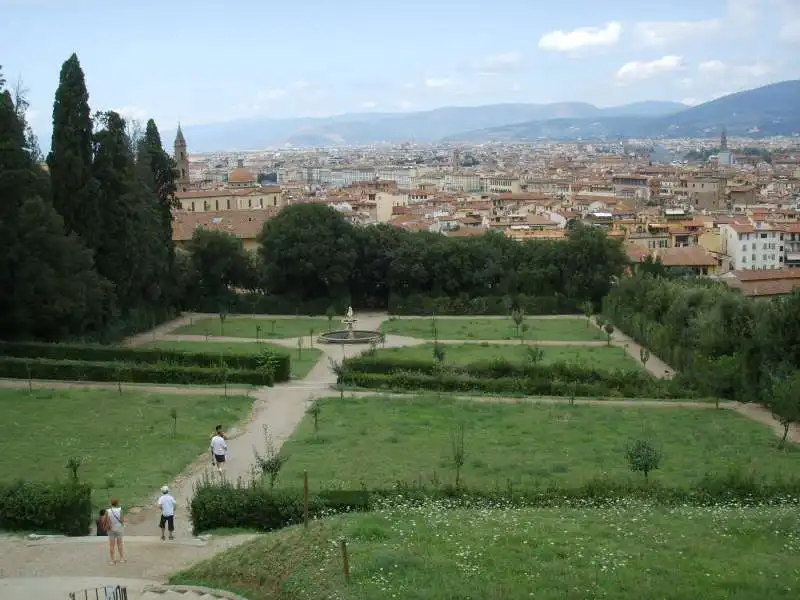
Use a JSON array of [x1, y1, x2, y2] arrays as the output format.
[[228, 167, 256, 184]]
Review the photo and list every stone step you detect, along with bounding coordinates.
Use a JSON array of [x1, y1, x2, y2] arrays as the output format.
[[138, 585, 247, 599]]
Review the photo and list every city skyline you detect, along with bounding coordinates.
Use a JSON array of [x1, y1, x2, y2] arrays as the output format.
[[1, 0, 798, 145]]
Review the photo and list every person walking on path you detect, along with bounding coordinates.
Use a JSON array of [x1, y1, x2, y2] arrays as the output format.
[[106, 498, 125, 564], [210, 431, 228, 474], [157, 485, 177, 541], [210, 424, 227, 467]]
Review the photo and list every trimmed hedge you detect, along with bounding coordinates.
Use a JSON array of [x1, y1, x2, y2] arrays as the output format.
[[340, 370, 689, 399], [388, 293, 581, 316], [0, 356, 274, 386], [192, 292, 349, 316], [338, 356, 693, 399], [0, 341, 290, 383], [189, 473, 800, 534], [0, 480, 92, 536]]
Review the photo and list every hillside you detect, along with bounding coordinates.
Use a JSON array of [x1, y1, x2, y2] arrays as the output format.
[[165, 101, 685, 151], [444, 80, 800, 142], [171, 504, 799, 600]]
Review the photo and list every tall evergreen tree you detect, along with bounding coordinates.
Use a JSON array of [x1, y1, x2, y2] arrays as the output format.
[[136, 119, 179, 303], [0, 68, 111, 341], [47, 53, 100, 249], [93, 111, 152, 311]]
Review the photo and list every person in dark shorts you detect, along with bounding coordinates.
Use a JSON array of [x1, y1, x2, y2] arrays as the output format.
[[210, 431, 228, 473], [157, 485, 177, 541], [96, 509, 108, 536], [210, 424, 227, 466]]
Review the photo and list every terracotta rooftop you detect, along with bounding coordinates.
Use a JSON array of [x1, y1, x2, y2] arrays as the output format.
[[172, 209, 278, 242], [176, 186, 280, 199], [446, 227, 488, 237], [627, 245, 718, 267], [726, 269, 800, 297]]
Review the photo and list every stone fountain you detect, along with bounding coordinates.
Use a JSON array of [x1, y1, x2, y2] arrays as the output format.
[[317, 306, 383, 345]]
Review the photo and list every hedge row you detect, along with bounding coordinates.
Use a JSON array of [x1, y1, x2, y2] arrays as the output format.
[[339, 356, 691, 399], [0, 356, 275, 386], [0, 341, 290, 382], [192, 292, 349, 316], [190, 473, 800, 533], [0, 480, 92, 536], [339, 370, 688, 399], [387, 293, 581, 316]]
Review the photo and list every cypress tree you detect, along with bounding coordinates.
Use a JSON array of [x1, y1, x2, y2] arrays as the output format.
[[0, 69, 111, 340], [136, 119, 179, 303], [47, 53, 100, 249], [93, 111, 163, 317]]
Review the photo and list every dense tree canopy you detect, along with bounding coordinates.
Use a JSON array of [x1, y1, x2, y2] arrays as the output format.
[[0, 68, 111, 341]]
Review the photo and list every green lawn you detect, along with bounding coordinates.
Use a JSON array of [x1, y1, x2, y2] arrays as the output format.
[[367, 343, 641, 371], [172, 503, 800, 600], [380, 317, 605, 341], [0, 388, 252, 509], [172, 317, 335, 339], [277, 395, 798, 490], [140, 340, 323, 380]]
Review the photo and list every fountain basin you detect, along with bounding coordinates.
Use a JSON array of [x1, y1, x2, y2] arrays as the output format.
[[317, 329, 384, 344]]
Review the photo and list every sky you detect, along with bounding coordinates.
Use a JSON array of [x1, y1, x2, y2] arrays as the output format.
[[1, 0, 798, 145]]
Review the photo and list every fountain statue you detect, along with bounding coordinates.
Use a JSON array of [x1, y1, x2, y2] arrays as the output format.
[[342, 306, 357, 339]]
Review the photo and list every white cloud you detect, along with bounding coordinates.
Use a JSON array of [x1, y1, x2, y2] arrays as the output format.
[[698, 60, 726, 74], [780, 21, 800, 42], [634, 19, 720, 46], [538, 21, 621, 52], [681, 97, 699, 106], [471, 51, 522, 72], [616, 55, 684, 83], [634, 0, 763, 47], [112, 106, 148, 121], [510, 83, 522, 92], [291, 80, 310, 89], [360, 101, 377, 109], [395, 100, 414, 111], [424, 78, 452, 88]]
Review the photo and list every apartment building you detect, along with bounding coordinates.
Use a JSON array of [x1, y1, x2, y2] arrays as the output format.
[[720, 222, 784, 270], [612, 175, 650, 204], [676, 177, 722, 211]]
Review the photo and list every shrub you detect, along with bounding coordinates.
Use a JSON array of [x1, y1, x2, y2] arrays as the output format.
[[0, 340, 291, 382], [0, 356, 275, 386], [0, 480, 92, 536], [189, 476, 370, 534], [188, 473, 800, 533], [337, 355, 693, 398]]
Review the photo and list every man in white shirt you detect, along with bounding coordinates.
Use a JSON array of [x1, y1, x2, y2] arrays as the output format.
[[210, 433, 228, 473], [157, 485, 177, 541]]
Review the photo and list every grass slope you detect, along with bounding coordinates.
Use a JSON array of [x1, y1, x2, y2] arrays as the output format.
[[172, 503, 800, 599], [278, 396, 798, 490], [369, 343, 641, 371], [0, 388, 252, 508], [379, 317, 604, 341], [140, 340, 322, 379], [172, 317, 335, 339]]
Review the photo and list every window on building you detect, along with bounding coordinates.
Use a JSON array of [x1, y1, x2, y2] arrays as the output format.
[[215, 200, 219, 210], [761, 233, 767, 238], [248, 199, 252, 208], [226, 199, 231, 209]]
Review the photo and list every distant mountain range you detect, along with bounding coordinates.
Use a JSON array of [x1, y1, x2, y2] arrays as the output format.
[[167, 101, 687, 152], [166, 80, 800, 151], [444, 81, 800, 143]]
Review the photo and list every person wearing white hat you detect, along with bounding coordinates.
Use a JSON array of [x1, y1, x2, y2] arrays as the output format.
[[156, 485, 177, 541]]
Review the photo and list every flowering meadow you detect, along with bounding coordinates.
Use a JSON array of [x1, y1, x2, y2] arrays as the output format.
[[173, 497, 800, 599]]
